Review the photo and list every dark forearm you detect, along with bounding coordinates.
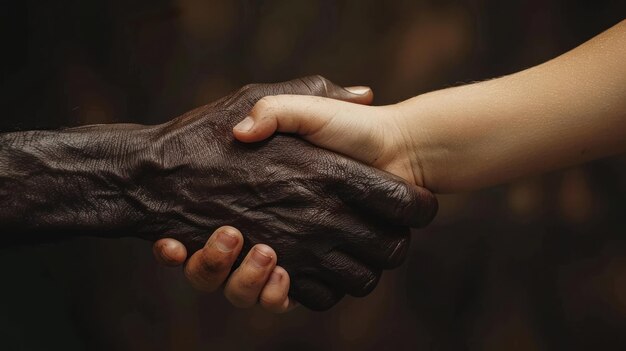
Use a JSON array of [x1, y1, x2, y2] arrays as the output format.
[[0, 124, 159, 244]]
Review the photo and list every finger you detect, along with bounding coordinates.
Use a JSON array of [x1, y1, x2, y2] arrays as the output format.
[[227, 75, 373, 111], [184, 226, 243, 292], [344, 86, 374, 105], [365, 178, 439, 228], [341, 227, 412, 270], [234, 95, 385, 165], [289, 274, 344, 311], [316, 251, 381, 297], [224, 244, 277, 308], [153, 238, 187, 266], [259, 266, 293, 313], [339, 168, 439, 228], [273, 75, 374, 105]]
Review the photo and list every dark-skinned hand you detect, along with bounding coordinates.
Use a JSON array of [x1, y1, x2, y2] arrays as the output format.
[[148, 76, 437, 310], [0, 76, 437, 310]]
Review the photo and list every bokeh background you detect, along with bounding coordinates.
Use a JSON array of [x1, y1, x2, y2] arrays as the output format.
[[1, 1, 625, 350]]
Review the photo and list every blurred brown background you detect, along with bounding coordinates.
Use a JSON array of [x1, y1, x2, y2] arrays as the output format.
[[1, 1, 625, 350]]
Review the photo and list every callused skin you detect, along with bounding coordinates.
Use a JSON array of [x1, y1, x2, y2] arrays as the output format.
[[0, 76, 438, 310]]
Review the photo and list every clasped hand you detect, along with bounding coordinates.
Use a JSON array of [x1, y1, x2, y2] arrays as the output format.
[[147, 76, 437, 311]]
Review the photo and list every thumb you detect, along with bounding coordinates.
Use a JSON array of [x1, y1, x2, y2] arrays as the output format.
[[232, 84, 372, 144], [233, 94, 388, 166]]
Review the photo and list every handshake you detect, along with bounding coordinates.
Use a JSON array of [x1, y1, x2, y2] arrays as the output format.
[[0, 76, 437, 311], [3, 23, 623, 312]]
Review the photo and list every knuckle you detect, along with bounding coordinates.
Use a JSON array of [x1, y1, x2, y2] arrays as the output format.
[[392, 185, 438, 228], [295, 75, 331, 96], [252, 96, 278, 114], [387, 182, 417, 223], [310, 74, 329, 85], [238, 83, 258, 93], [311, 74, 327, 81], [391, 181, 413, 205], [311, 74, 329, 83], [311, 74, 331, 96]]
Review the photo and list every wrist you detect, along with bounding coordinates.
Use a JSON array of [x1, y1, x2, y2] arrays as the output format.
[[391, 97, 440, 190], [0, 124, 157, 242], [396, 79, 511, 193]]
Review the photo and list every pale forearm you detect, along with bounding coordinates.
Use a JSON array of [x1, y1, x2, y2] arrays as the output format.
[[401, 20, 626, 193]]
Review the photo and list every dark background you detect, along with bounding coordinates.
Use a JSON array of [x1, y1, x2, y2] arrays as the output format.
[[1, 1, 625, 350]]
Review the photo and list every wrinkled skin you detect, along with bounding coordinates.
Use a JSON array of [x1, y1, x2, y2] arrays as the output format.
[[0, 76, 438, 310], [146, 76, 438, 309]]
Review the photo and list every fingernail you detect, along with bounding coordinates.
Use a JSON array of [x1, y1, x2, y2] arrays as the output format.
[[250, 246, 273, 268], [345, 86, 370, 95], [215, 230, 239, 252], [268, 270, 282, 285], [234, 116, 254, 132]]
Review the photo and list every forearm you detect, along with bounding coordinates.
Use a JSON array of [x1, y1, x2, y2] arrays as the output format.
[[401, 20, 626, 193], [0, 124, 158, 244]]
